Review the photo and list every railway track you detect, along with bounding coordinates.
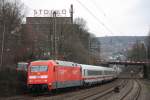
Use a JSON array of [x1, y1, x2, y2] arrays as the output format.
[[134, 80, 142, 100], [119, 79, 142, 100], [0, 79, 121, 100], [75, 79, 128, 100], [73, 79, 142, 100], [35, 79, 124, 100], [94, 79, 142, 100], [2, 79, 142, 100], [64, 79, 127, 100]]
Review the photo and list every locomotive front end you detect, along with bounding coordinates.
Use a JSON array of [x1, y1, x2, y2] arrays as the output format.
[[27, 61, 51, 91]]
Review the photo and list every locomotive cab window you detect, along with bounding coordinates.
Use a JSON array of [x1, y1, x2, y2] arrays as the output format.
[[30, 66, 48, 72]]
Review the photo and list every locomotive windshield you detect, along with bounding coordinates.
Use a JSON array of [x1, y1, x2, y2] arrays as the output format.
[[30, 66, 48, 72]]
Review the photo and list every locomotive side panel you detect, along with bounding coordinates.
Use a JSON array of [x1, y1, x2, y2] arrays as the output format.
[[53, 65, 82, 89]]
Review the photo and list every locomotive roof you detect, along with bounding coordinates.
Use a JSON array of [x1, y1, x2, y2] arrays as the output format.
[[30, 60, 79, 67], [54, 60, 78, 67]]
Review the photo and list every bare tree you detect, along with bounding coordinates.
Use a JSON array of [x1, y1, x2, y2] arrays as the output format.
[[58, 18, 101, 64], [127, 40, 147, 61], [0, 0, 25, 69], [74, 17, 88, 31]]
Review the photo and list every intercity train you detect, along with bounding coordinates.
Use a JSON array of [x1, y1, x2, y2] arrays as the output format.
[[27, 60, 119, 91]]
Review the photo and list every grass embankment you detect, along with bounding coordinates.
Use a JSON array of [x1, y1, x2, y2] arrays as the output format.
[[0, 67, 27, 97]]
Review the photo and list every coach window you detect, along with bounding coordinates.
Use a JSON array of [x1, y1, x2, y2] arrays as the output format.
[[99, 71, 102, 75], [104, 71, 106, 75], [105, 71, 108, 75]]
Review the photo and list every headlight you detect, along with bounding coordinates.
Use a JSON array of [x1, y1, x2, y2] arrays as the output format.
[[29, 75, 48, 79], [29, 76, 36, 79]]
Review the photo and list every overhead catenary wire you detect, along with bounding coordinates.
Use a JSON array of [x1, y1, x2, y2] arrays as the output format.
[[89, 0, 124, 44], [90, 0, 124, 34], [76, 0, 114, 35], [90, 0, 107, 17]]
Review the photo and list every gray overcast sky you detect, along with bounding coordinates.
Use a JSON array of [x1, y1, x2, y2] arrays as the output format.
[[22, 0, 150, 37]]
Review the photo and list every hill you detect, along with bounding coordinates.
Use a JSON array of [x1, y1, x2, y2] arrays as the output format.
[[97, 36, 147, 60]]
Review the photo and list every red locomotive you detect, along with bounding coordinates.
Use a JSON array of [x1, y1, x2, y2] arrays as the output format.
[[27, 60, 118, 91], [27, 60, 82, 91]]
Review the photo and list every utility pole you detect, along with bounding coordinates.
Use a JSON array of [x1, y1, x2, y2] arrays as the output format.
[[70, 4, 73, 24], [53, 11, 58, 60], [0, 0, 5, 69], [0, 23, 5, 69]]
